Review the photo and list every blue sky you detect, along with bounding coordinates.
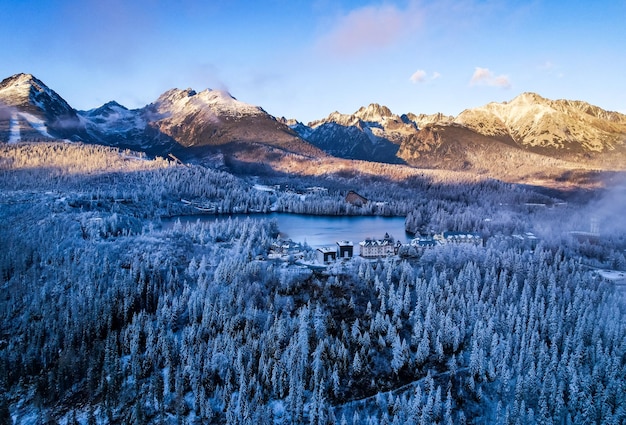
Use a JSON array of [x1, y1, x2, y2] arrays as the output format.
[[1, 0, 625, 122]]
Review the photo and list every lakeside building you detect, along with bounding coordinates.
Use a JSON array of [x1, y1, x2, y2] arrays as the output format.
[[268, 239, 306, 261], [490, 232, 540, 250], [269, 239, 304, 255], [410, 236, 440, 251], [569, 217, 601, 244], [359, 233, 400, 258]]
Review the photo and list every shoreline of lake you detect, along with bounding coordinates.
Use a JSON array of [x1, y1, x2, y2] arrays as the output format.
[[162, 212, 412, 248]]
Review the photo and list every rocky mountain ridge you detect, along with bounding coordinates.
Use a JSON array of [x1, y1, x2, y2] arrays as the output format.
[[453, 92, 626, 156], [0, 73, 321, 162], [288, 103, 419, 163], [1, 73, 625, 184], [290, 92, 626, 175]]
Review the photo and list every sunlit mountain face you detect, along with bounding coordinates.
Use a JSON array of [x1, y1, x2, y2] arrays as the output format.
[[2, 73, 626, 188]]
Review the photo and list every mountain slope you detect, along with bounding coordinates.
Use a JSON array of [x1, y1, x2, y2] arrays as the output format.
[[394, 94, 626, 185], [453, 92, 626, 160], [292, 104, 417, 163], [397, 124, 600, 186], [2, 73, 625, 185], [145, 88, 320, 157], [0, 73, 87, 142], [0, 73, 324, 165]]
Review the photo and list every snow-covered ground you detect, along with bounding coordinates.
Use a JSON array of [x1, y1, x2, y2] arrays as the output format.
[[253, 183, 276, 192], [8, 111, 54, 141], [8, 112, 20, 143], [18, 112, 53, 138], [596, 269, 626, 282]]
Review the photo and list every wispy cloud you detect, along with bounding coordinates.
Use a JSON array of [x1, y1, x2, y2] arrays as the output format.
[[316, 2, 423, 57], [537, 60, 564, 78], [410, 69, 441, 84], [410, 70, 427, 83], [470, 67, 511, 89]]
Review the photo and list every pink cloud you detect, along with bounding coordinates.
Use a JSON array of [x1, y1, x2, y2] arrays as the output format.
[[470, 67, 511, 89], [410, 69, 441, 84], [317, 3, 423, 57]]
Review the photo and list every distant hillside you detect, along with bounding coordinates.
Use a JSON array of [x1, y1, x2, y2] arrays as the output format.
[[293, 93, 626, 182], [0, 73, 324, 165], [452, 92, 626, 162], [395, 93, 626, 184], [2, 72, 626, 187], [290, 103, 416, 163]]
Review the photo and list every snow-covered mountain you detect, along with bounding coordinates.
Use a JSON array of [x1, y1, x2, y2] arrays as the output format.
[[290, 103, 419, 163], [2, 73, 625, 180], [0, 73, 74, 119], [78, 100, 175, 153], [291, 94, 626, 173], [0, 73, 87, 142], [397, 93, 626, 175], [453, 92, 626, 156], [0, 73, 322, 162], [143, 88, 316, 155], [0, 73, 168, 149], [81, 86, 321, 158]]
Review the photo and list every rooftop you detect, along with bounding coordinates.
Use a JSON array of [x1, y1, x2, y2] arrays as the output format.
[[316, 247, 337, 253]]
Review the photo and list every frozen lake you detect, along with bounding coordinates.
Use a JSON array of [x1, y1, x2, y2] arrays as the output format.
[[164, 213, 411, 247]]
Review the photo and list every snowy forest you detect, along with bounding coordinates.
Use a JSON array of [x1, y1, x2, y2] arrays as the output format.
[[1, 142, 625, 424]]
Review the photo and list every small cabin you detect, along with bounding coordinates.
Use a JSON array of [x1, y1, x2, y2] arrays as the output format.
[[317, 247, 337, 263], [337, 241, 354, 258]]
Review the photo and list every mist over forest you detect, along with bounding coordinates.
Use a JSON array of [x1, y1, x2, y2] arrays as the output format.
[[1, 142, 625, 424]]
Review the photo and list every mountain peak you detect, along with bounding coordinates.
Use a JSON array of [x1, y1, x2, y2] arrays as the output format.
[[0, 73, 50, 101], [309, 103, 398, 129], [0, 73, 40, 86], [82, 100, 130, 118], [354, 103, 394, 121], [1, 73, 24, 85], [156, 88, 196, 103], [0, 73, 87, 142], [102, 100, 128, 110], [153, 87, 262, 120], [359, 103, 392, 113], [509, 92, 547, 105], [0, 73, 75, 119], [453, 92, 626, 157]]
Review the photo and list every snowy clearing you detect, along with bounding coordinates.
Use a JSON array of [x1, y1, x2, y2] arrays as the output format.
[[18, 112, 53, 138], [596, 269, 626, 282], [8, 113, 20, 143], [253, 183, 276, 192]]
